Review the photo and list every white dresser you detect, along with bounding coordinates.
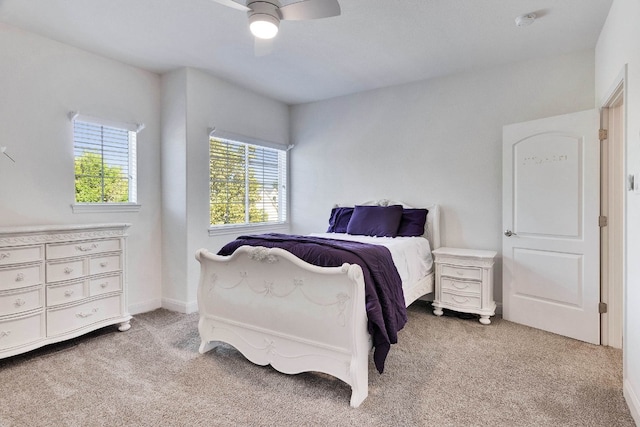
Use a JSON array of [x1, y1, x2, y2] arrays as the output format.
[[0, 224, 131, 359], [431, 247, 497, 325]]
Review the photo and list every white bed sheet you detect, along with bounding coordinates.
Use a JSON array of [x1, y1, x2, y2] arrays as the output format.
[[309, 233, 433, 288]]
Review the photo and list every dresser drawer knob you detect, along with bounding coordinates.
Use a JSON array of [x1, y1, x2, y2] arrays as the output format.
[[75, 243, 98, 252], [100, 261, 109, 268], [14, 298, 26, 307], [0, 252, 10, 260], [100, 282, 109, 289], [76, 308, 99, 318], [0, 330, 11, 339], [64, 290, 74, 297], [64, 267, 74, 274], [15, 273, 24, 282]]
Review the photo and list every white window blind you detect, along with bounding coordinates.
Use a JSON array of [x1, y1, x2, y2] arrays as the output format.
[[73, 119, 137, 204], [210, 137, 287, 227]]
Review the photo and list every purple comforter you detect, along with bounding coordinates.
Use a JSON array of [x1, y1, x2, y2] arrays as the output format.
[[217, 233, 408, 373]]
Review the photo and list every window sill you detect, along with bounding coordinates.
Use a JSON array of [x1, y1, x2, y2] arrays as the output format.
[[208, 222, 289, 237], [71, 203, 142, 214]]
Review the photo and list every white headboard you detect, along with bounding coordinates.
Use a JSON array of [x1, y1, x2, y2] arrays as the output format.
[[349, 199, 441, 250]]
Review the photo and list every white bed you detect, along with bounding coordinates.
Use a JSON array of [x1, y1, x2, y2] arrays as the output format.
[[195, 200, 440, 407]]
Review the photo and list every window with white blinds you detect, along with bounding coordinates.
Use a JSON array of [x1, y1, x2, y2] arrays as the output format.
[[73, 120, 137, 204], [209, 137, 287, 227]]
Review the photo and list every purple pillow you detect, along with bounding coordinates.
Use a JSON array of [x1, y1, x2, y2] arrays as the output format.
[[327, 207, 354, 233], [346, 205, 403, 237], [397, 209, 428, 237]]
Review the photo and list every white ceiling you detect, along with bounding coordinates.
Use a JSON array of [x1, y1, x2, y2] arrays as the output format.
[[0, 0, 613, 105]]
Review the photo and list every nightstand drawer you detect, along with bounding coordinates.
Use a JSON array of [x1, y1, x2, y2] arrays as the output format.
[[441, 291, 481, 309], [441, 277, 482, 294], [441, 264, 482, 281]]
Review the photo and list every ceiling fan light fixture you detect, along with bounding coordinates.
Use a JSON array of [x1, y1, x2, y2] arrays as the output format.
[[249, 14, 279, 39]]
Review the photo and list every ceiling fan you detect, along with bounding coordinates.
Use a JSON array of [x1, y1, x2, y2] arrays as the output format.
[[211, 0, 341, 40]]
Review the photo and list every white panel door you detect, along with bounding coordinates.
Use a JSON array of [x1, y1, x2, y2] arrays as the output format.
[[502, 110, 600, 344]]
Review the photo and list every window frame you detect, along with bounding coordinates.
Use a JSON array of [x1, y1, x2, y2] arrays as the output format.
[[70, 113, 142, 213], [208, 130, 289, 233]]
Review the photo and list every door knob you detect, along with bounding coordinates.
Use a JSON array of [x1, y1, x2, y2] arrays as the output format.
[[504, 230, 516, 237]]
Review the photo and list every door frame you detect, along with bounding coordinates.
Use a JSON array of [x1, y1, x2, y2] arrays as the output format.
[[599, 65, 627, 348]]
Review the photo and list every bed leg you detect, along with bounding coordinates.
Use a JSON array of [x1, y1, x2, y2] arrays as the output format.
[[348, 356, 369, 408], [350, 387, 368, 408], [199, 340, 218, 354]]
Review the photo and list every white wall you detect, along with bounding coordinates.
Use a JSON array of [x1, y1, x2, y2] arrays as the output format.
[[595, 0, 640, 422], [161, 67, 290, 312], [160, 68, 189, 309], [0, 24, 162, 314], [290, 50, 596, 304]]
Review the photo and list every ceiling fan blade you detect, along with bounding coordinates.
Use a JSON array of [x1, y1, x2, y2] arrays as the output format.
[[254, 37, 274, 57], [278, 0, 341, 21], [209, 0, 250, 12]]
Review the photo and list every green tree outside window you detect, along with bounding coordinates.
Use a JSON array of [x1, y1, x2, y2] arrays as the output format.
[[75, 152, 129, 203]]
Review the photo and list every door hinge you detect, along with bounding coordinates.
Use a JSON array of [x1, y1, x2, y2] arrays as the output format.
[[599, 302, 608, 314], [599, 216, 608, 227], [599, 129, 608, 141]]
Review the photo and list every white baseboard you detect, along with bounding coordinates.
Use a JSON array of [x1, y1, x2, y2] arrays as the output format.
[[624, 379, 640, 425], [128, 298, 162, 315], [161, 297, 198, 314]]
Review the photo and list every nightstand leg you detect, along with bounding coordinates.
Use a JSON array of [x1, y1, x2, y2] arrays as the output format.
[[433, 306, 443, 317], [479, 315, 491, 325]]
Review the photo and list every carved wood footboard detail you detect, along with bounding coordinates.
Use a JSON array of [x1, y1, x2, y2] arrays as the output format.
[[196, 246, 370, 408]]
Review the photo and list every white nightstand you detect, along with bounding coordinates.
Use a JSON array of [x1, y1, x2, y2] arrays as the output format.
[[432, 247, 497, 325]]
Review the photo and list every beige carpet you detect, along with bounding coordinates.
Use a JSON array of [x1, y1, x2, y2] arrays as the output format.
[[0, 301, 635, 427]]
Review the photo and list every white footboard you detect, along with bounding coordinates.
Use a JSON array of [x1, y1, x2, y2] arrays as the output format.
[[196, 246, 371, 408]]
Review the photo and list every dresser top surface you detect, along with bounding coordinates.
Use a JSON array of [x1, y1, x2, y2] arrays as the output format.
[[0, 223, 131, 236]]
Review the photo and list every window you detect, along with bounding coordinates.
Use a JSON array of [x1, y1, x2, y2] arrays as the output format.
[[209, 136, 287, 228], [72, 117, 138, 205]]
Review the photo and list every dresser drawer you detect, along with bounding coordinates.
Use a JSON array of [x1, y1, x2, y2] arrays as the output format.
[[441, 264, 482, 281], [47, 280, 88, 306], [47, 294, 122, 337], [0, 263, 44, 291], [46, 258, 86, 283], [441, 291, 481, 310], [0, 310, 45, 351], [0, 286, 44, 316], [90, 274, 122, 296], [0, 245, 43, 266], [441, 277, 482, 295], [46, 239, 122, 260], [89, 254, 121, 276]]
